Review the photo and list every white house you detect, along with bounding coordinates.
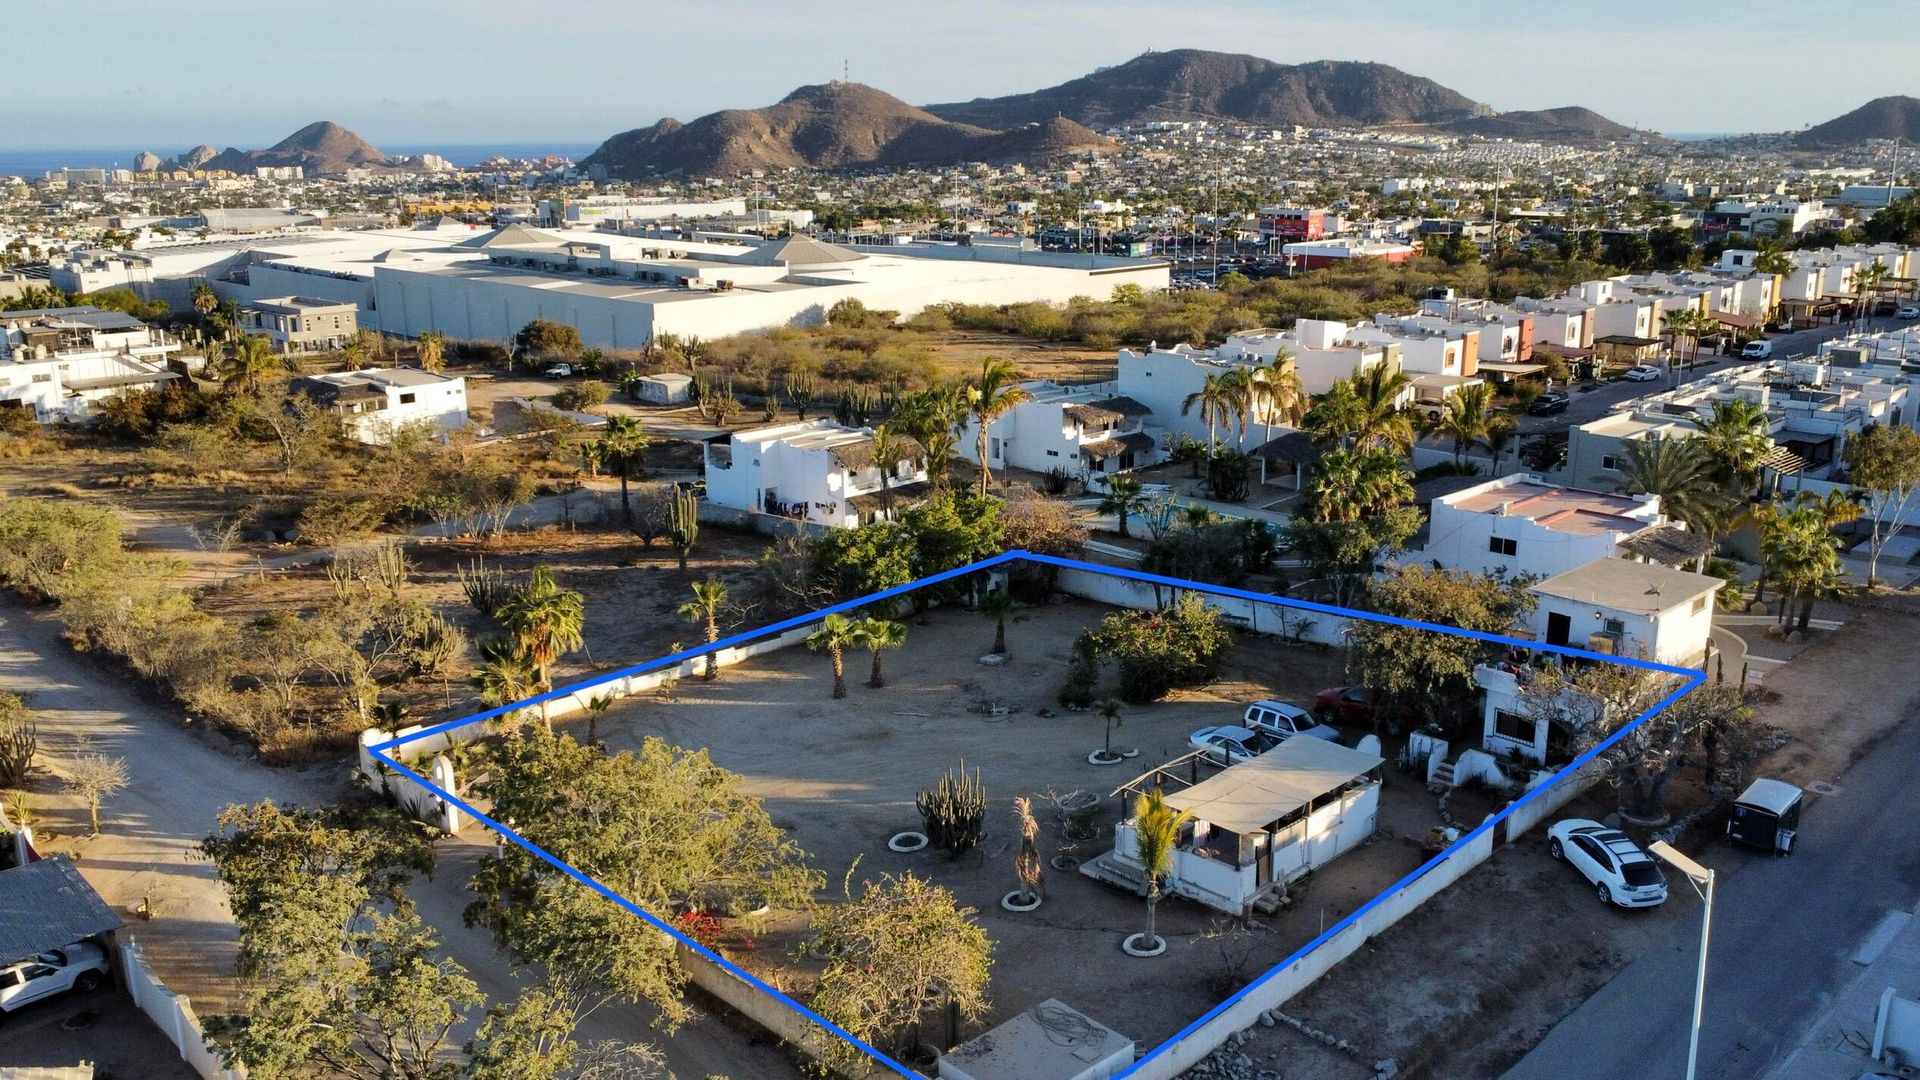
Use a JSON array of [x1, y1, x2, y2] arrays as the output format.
[[1529, 557, 1720, 666], [291, 367, 468, 445], [0, 306, 201, 423], [1416, 475, 1675, 580], [955, 380, 1159, 479], [1084, 737, 1384, 916], [703, 418, 928, 529]]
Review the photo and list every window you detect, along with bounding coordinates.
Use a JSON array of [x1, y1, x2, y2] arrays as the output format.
[[1601, 455, 1619, 472], [1603, 618, 1626, 636], [1692, 595, 1708, 614], [1488, 536, 1518, 557], [1045, 449, 1059, 457], [1494, 710, 1532, 742], [399, 392, 417, 405]]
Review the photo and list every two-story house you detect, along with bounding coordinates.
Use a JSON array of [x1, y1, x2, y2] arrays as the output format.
[[0, 306, 202, 423], [956, 380, 1159, 479], [291, 367, 468, 445], [704, 419, 929, 529]]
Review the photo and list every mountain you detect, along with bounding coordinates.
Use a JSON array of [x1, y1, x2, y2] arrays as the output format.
[[1795, 96, 1920, 146], [178, 122, 392, 175], [1444, 106, 1656, 144], [582, 83, 1114, 178], [925, 50, 1485, 130]]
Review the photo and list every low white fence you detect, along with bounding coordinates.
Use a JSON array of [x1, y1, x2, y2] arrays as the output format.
[[1501, 759, 1607, 842], [119, 937, 246, 1080], [1052, 565, 1351, 645]]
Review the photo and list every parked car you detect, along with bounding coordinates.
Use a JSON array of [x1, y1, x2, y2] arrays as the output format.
[[1311, 685, 1412, 730], [543, 362, 574, 378], [1897, 305, 1920, 319], [1621, 365, 1663, 382], [1188, 725, 1277, 765], [1242, 699, 1341, 742], [0, 942, 108, 1014], [1547, 819, 1668, 908], [1740, 340, 1774, 359], [1526, 391, 1571, 416]]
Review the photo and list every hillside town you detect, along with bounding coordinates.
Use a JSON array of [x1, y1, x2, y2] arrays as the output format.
[[3, 19, 1920, 1080]]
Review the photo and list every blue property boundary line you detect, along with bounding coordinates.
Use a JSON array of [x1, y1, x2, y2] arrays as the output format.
[[371, 551, 1705, 1079]]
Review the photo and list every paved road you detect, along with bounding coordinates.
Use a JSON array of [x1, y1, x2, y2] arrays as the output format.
[[1500, 710, 1920, 1080], [0, 604, 800, 1080]]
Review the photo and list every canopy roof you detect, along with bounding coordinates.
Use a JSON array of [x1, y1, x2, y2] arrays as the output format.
[[1164, 737, 1382, 834]]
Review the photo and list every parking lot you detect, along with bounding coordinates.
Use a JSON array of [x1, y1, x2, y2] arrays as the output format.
[[589, 599, 1494, 1053]]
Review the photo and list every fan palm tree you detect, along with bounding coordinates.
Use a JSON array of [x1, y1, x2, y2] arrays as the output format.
[[496, 566, 586, 691], [677, 578, 728, 680], [1095, 699, 1124, 760], [1303, 448, 1414, 524], [1481, 413, 1519, 477], [1854, 261, 1891, 329], [1181, 371, 1233, 456], [1752, 241, 1793, 276], [1131, 786, 1193, 954], [852, 617, 907, 688], [472, 637, 541, 732], [1662, 307, 1709, 369], [217, 334, 286, 394], [582, 694, 612, 745], [1696, 398, 1773, 492], [1428, 383, 1497, 467], [1213, 367, 1257, 446], [1303, 379, 1366, 448], [968, 359, 1031, 495], [980, 591, 1016, 655], [807, 613, 858, 699], [1097, 475, 1148, 538], [1753, 496, 1854, 632], [1614, 438, 1736, 542], [596, 416, 651, 522]]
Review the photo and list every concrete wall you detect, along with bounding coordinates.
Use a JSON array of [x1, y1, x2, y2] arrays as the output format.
[[676, 943, 894, 1080], [1051, 565, 1350, 645], [120, 937, 247, 1080]]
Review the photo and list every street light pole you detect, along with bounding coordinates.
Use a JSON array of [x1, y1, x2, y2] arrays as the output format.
[[1650, 840, 1715, 1080]]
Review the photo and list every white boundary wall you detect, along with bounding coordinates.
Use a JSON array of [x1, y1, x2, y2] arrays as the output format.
[[120, 937, 246, 1079], [1052, 565, 1351, 645]]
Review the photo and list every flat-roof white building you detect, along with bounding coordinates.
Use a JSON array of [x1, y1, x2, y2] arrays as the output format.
[[0, 305, 200, 422], [1416, 475, 1674, 581], [703, 419, 929, 529], [956, 380, 1160, 479], [292, 367, 468, 445]]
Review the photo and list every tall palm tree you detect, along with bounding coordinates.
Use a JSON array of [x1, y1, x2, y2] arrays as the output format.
[[1614, 438, 1736, 542], [1753, 495, 1854, 632], [807, 613, 858, 699], [967, 359, 1031, 495], [1181, 371, 1233, 456], [869, 423, 907, 515], [472, 637, 541, 733], [496, 566, 586, 691], [1349, 358, 1415, 453], [1303, 379, 1366, 448], [1252, 352, 1307, 442], [1752, 241, 1793, 276], [596, 416, 651, 522], [1481, 413, 1519, 477], [582, 694, 612, 745], [416, 330, 446, 372], [1696, 399, 1772, 493], [1428, 383, 1497, 467], [980, 591, 1016, 655], [217, 334, 286, 394], [1097, 475, 1148, 538], [677, 578, 728, 680], [1214, 367, 1257, 446], [1131, 787, 1192, 954], [852, 617, 907, 688], [1854, 261, 1891, 329], [893, 384, 965, 491]]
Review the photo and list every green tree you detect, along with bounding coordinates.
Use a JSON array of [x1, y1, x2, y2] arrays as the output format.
[[1130, 787, 1192, 953], [516, 319, 583, 361], [497, 566, 586, 693], [677, 578, 728, 680], [1086, 594, 1232, 702], [1427, 382, 1497, 467], [472, 637, 542, 732], [808, 874, 992, 1072], [808, 613, 859, 698], [1696, 398, 1773, 493], [1181, 371, 1233, 456], [852, 616, 907, 689], [1095, 698, 1124, 759], [1346, 566, 1537, 733], [1615, 437, 1737, 542], [1097, 475, 1148, 538], [217, 333, 288, 394], [416, 330, 447, 373], [967, 358, 1032, 495], [1754, 494, 1857, 632], [1844, 424, 1920, 585]]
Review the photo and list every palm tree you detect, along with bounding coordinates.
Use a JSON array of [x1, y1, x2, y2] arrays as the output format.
[[1854, 261, 1891, 330], [1615, 438, 1736, 542], [496, 566, 586, 692], [869, 424, 907, 515], [807, 614, 858, 699], [979, 590, 1016, 655], [1253, 352, 1307, 442], [1349, 358, 1415, 453], [582, 694, 612, 745], [1481, 413, 1519, 477], [1181, 371, 1233, 456], [852, 617, 907, 688], [1095, 699, 1124, 760], [1214, 367, 1257, 446], [191, 282, 219, 319], [1662, 307, 1709, 370], [1696, 398, 1772, 493], [1303, 448, 1414, 524], [1753, 496, 1854, 633], [677, 578, 728, 680], [967, 359, 1031, 495], [472, 637, 541, 733], [1303, 379, 1366, 448], [217, 334, 286, 394], [1752, 241, 1793, 276], [596, 416, 651, 521], [1130, 787, 1193, 955], [416, 330, 446, 372], [1097, 475, 1148, 538], [1429, 383, 1497, 467]]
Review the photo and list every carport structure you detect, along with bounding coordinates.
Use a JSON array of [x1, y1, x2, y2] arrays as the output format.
[[0, 856, 124, 967]]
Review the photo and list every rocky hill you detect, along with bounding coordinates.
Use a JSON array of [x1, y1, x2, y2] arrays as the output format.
[[168, 122, 392, 175], [924, 50, 1485, 130], [1444, 106, 1658, 144], [582, 83, 1113, 178], [1795, 96, 1920, 146]]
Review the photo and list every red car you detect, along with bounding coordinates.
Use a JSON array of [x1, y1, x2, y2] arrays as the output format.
[[1313, 686, 1414, 731]]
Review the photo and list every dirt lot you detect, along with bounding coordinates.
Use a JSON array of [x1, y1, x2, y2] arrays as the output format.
[[1222, 602, 1920, 1079], [587, 599, 1491, 1055]]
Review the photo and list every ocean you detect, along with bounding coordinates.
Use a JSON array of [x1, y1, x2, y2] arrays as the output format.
[[0, 142, 602, 178]]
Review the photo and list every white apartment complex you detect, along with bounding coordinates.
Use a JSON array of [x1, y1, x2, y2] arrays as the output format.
[[0, 306, 201, 422]]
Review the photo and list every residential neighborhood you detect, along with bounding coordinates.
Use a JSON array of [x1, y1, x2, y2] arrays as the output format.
[[4, 7, 1920, 1080]]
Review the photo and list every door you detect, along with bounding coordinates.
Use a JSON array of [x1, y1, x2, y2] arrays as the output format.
[[1546, 611, 1572, 647], [14, 963, 58, 1006]]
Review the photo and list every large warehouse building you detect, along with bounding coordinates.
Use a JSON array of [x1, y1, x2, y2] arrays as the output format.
[[51, 224, 1169, 348]]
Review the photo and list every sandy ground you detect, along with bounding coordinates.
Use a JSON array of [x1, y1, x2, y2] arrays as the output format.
[[1224, 601, 1920, 1079], [0, 987, 199, 1077], [589, 599, 1487, 1055]]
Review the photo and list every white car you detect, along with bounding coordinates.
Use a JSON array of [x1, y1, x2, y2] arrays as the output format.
[[1242, 700, 1341, 742], [1740, 340, 1774, 359], [1621, 365, 1663, 382], [0, 942, 108, 1014], [1188, 725, 1277, 765], [1547, 819, 1668, 908], [542, 362, 574, 378], [1897, 305, 1920, 319]]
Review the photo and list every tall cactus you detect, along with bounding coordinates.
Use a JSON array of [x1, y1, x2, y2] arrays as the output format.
[[917, 762, 987, 856], [668, 487, 700, 572]]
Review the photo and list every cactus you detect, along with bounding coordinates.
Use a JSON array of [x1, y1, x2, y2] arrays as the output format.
[[458, 556, 511, 618], [0, 715, 35, 787], [917, 762, 987, 857], [669, 487, 700, 572]]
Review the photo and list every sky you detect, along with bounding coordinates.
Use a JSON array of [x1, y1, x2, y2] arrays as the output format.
[[7, 0, 1916, 150]]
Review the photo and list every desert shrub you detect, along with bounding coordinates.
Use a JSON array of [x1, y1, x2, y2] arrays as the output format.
[[552, 380, 611, 413], [1087, 594, 1232, 702], [296, 494, 391, 546]]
